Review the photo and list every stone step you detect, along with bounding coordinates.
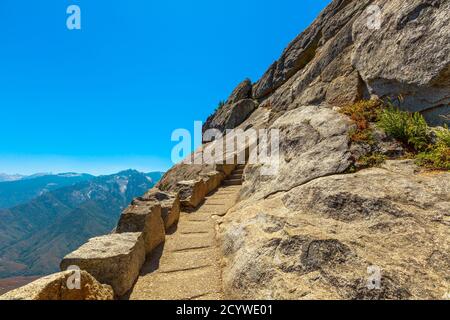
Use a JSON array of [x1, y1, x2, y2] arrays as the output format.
[[223, 179, 242, 186], [233, 169, 244, 175], [129, 265, 222, 300], [229, 174, 243, 180], [128, 182, 243, 301]]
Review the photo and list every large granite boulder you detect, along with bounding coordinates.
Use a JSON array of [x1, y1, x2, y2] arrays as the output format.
[[140, 189, 181, 230], [241, 105, 353, 200], [60, 233, 145, 297], [219, 161, 450, 299], [0, 270, 114, 300], [116, 201, 165, 254]]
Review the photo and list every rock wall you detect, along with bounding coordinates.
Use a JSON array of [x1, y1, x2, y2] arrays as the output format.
[[220, 161, 450, 299], [251, 0, 449, 126], [0, 166, 229, 300]]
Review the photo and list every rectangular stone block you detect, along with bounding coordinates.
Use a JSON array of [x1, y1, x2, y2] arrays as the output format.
[[116, 201, 166, 254], [203, 171, 225, 195], [60, 232, 145, 297], [140, 189, 181, 231], [177, 179, 207, 208]]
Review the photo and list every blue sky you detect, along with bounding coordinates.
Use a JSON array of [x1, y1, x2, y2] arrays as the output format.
[[0, 0, 330, 175]]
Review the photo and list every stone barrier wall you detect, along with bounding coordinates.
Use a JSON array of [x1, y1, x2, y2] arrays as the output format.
[[0, 169, 231, 300]]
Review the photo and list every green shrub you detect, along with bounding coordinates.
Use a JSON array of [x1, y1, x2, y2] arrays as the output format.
[[415, 125, 450, 170], [378, 107, 430, 151], [435, 125, 450, 147], [416, 142, 450, 170]]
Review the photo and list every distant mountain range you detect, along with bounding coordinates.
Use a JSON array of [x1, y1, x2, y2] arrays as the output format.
[[0, 170, 164, 279], [0, 174, 25, 183], [0, 173, 94, 209]]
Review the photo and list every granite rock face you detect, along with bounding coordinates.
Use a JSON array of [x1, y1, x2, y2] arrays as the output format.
[[214, 0, 449, 300], [220, 161, 450, 300], [249, 0, 449, 126], [241, 105, 354, 200], [203, 99, 259, 134], [352, 0, 450, 125], [227, 79, 253, 104], [0, 270, 114, 300]]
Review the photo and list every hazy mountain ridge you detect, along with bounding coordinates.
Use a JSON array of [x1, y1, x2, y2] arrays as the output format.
[[0, 174, 25, 183], [0, 170, 163, 278], [0, 173, 94, 209]]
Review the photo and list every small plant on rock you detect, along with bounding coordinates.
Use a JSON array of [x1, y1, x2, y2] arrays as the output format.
[[339, 99, 384, 145], [357, 153, 387, 169], [415, 125, 450, 170], [378, 107, 430, 152]]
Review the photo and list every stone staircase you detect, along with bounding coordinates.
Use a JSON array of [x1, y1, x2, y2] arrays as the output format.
[[125, 165, 245, 300], [222, 164, 245, 186]]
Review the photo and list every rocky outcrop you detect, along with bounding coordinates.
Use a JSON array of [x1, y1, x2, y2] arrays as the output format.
[[241, 105, 354, 200], [116, 201, 165, 254], [227, 79, 253, 104], [0, 270, 113, 300], [203, 78, 259, 134], [60, 233, 146, 297], [219, 160, 450, 300], [352, 0, 450, 125], [209, 0, 450, 298], [203, 99, 259, 134], [250, 0, 449, 126]]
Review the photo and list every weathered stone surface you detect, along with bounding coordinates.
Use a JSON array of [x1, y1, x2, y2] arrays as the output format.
[[177, 179, 208, 208], [60, 233, 145, 297], [253, 0, 370, 99], [352, 0, 450, 126], [141, 189, 181, 230], [0, 270, 114, 300], [203, 171, 225, 195], [204, 99, 258, 134], [117, 201, 165, 254], [219, 161, 450, 300], [251, 0, 449, 126], [157, 161, 214, 193], [241, 105, 353, 200], [227, 79, 253, 104]]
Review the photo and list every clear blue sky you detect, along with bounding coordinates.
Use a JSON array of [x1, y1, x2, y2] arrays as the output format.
[[0, 0, 330, 175]]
